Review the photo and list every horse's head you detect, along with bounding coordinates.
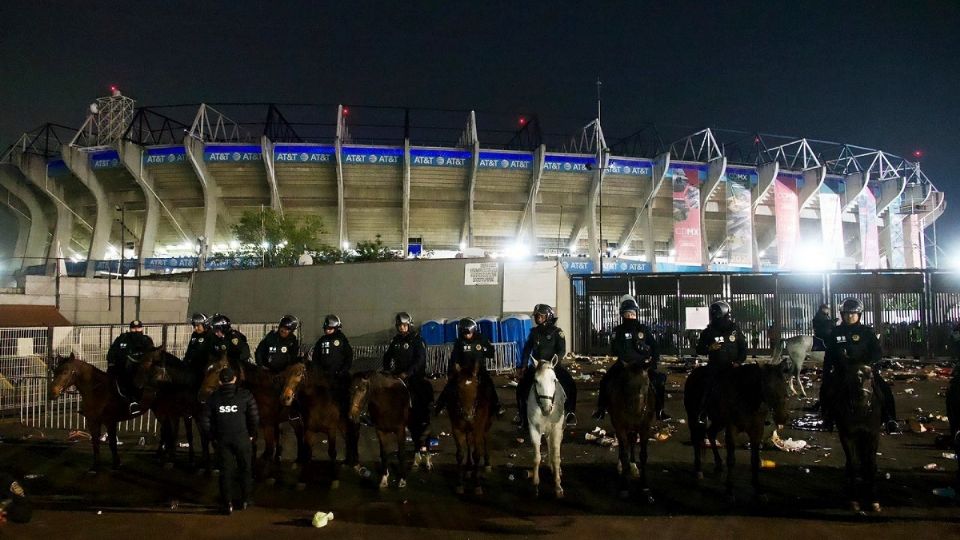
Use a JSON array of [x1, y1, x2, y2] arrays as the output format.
[[851, 364, 876, 410], [49, 353, 80, 400], [454, 361, 481, 422], [532, 355, 560, 417], [281, 362, 306, 407], [761, 361, 791, 429], [198, 352, 230, 402], [348, 372, 371, 422], [132, 346, 166, 389]]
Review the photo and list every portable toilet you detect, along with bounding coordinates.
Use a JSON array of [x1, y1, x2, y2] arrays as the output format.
[[421, 319, 446, 346], [477, 316, 500, 342], [500, 315, 533, 367], [443, 319, 461, 343]]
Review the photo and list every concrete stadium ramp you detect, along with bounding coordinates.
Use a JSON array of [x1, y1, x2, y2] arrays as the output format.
[[274, 147, 338, 247], [410, 155, 469, 251], [342, 151, 403, 248]]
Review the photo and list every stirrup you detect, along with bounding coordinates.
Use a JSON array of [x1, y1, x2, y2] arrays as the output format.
[[565, 412, 578, 426], [129, 402, 141, 415]]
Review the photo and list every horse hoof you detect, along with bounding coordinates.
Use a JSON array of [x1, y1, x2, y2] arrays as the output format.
[[265, 477, 276, 486], [484, 465, 492, 474], [474, 486, 483, 496], [555, 489, 564, 499], [331, 480, 340, 490], [619, 489, 630, 500], [163, 462, 174, 471], [379, 476, 389, 489], [646, 494, 655, 504], [211, 469, 220, 477], [296, 482, 306, 491], [455, 485, 465, 495], [849, 501, 861, 513], [870, 502, 881, 513], [630, 463, 640, 479], [533, 486, 539, 498], [398, 478, 407, 489]]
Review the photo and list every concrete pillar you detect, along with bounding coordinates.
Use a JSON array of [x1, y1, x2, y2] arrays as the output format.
[[11, 154, 75, 263], [61, 145, 111, 266], [7, 205, 30, 265], [260, 135, 283, 213], [752, 162, 778, 270], [461, 116, 480, 249], [586, 150, 609, 272], [842, 171, 869, 212], [619, 151, 669, 262], [517, 145, 545, 252], [117, 141, 164, 260], [185, 137, 220, 260], [402, 138, 411, 255], [0, 165, 50, 267], [334, 137, 346, 247], [798, 166, 826, 211]]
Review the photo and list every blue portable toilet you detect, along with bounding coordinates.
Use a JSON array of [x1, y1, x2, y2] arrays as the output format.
[[477, 316, 500, 342], [500, 315, 533, 367], [443, 319, 461, 343], [421, 319, 446, 346]]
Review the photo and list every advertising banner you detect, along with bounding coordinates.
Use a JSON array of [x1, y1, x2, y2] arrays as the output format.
[[857, 189, 880, 268], [670, 165, 705, 265], [725, 176, 753, 266], [819, 188, 844, 264], [888, 195, 905, 268], [274, 145, 335, 164], [477, 151, 533, 170], [774, 174, 800, 269], [143, 146, 187, 166], [204, 145, 262, 163]]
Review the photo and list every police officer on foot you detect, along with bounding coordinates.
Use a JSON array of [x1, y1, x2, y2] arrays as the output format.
[[812, 304, 836, 351], [107, 319, 155, 415], [694, 301, 747, 424], [383, 313, 433, 431], [820, 297, 899, 434], [184, 313, 214, 381], [255, 315, 301, 373], [436, 318, 504, 418], [201, 367, 258, 515], [593, 295, 669, 422], [209, 314, 252, 366], [311, 314, 353, 410], [516, 304, 578, 428]]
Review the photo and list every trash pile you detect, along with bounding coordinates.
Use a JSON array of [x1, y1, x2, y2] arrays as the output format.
[[584, 427, 616, 447], [770, 430, 808, 452]]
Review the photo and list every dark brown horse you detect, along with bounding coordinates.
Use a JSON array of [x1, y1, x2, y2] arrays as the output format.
[[49, 353, 139, 472], [349, 371, 414, 489], [280, 362, 359, 488], [607, 360, 657, 501], [684, 361, 790, 500], [826, 362, 883, 512], [447, 361, 493, 495]]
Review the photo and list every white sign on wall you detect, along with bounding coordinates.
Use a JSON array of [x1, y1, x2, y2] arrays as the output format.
[[685, 307, 710, 330], [464, 262, 499, 286], [16, 338, 34, 357]]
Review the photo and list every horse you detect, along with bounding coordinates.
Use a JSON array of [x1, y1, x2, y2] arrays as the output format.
[[825, 361, 883, 512], [447, 360, 494, 495], [280, 362, 359, 488], [135, 347, 211, 470], [199, 353, 304, 481], [946, 374, 960, 493], [683, 361, 791, 501], [770, 335, 823, 397], [48, 353, 139, 473], [348, 371, 415, 489], [526, 355, 567, 498], [607, 359, 657, 501]]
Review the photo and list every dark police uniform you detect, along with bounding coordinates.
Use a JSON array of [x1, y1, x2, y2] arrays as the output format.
[[184, 329, 215, 379], [436, 333, 501, 415], [694, 317, 747, 419], [813, 311, 836, 351], [211, 329, 252, 366], [200, 380, 259, 510], [255, 330, 300, 373], [0, 472, 32, 524], [517, 324, 576, 425], [106, 330, 155, 403], [596, 320, 666, 418], [311, 329, 354, 408], [820, 321, 897, 425], [382, 330, 433, 425]]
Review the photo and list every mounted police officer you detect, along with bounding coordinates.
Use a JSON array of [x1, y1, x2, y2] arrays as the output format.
[[200, 367, 258, 515], [382, 313, 433, 431], [183, 312, 214, 381], [209, 314, 251, 367], [435, 318, 504, 418], [593, 295, 669, 422], [106, 319, 155, 415], [820, 297, 899, 433], [812, 303, 836, 351], [516, 304, 577, 428], [255, 315, 301, 373], [694, 301, 747, 424], [311, 314, 353, 409]]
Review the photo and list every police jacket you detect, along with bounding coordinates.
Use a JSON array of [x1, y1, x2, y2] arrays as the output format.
[[200, 383, 259, 440], [311, 330, 353, 376], [824, 322, 881, 369], [696, 319, 747, 366], [611, 320, 658, 368], [383, 331, 426, 379], [255, 330, 300, 372], [521, 324, 566, 367], [448, 334, 494, 376], [813, 312, 836, 341], [0, 471, 31, 523], [107, 332, 155, 369], [211, 330, 251, 364], [184, 330, 214, 370]]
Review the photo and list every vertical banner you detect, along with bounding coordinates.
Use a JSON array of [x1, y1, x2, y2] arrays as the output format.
[[671, 166, 703, 265], [819, 189, 844, 264], [888, 195, 905, 268], [774, 175, 799, 269], [905, 214, 924, 268], [725, 176, 753, 266], [857, 189, 880, 268]]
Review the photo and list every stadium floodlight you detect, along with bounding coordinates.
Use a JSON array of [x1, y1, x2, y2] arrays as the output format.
[[342, 241, 349, 250], [459, 242, 466, 251], [261, 241, 270, 250], [793, 242, 834, 272], [505, 242, 529, 259], [229, 240, 240, 250]]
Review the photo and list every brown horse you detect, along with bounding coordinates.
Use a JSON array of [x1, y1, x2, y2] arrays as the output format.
[[280, 362, 359, 488], [607, 360, 657, 501], [49, 353, 139, 473], [349, 371, 413, 489], [447, 361, 494, 495], [684, 361, 790, 501]]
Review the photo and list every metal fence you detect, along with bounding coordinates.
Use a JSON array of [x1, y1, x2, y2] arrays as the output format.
[[352, 342, 518, 376], [572, 270, 960, 359]]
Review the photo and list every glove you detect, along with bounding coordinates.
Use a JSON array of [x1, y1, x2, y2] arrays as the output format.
[[709, 343, 722, 351]]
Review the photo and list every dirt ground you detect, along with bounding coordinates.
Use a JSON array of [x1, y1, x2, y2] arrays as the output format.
[[2, 358, 959, 539]]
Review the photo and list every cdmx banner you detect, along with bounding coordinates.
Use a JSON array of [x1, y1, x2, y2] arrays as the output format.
[[819, 185, 844, 265], [774, 174, 800, 269], [724, 175, 753, 266], [670, 165, 705, 265], [858, 188, 880, 269]]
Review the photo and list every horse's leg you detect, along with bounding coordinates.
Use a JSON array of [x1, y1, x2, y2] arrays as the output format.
[[549, 421, 563, 499], [295, 430, 315, 490], [155, 418, 169, 459], [197, 417, 212, 473], [345, 420, 360, 468], [709, 426, 723, 476], [376, 430, 390, 489], [750, 429, 764, 500], [184, 416, 195, 467], [108, 422, 121, 470], [396, 428, 408, 489], [724, 426, 736, 499], [640, 428, 653, 503], [89, 422, 103, 474], [690, 421, 704, 480], [530, 428, 542, 497], [616, 430, 630, 499], [838, 432, 860, 511], [629, 432, 640, 478], [167, 417, 181, 464], [454, 429, 466, 495], [866, 433, 880, 512], [470, 431, 483, 495], [274, 422, 284, 463], [327, 430, 340, 489]]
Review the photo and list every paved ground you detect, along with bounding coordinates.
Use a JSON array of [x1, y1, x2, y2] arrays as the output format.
[[2, 358, 959, 539]]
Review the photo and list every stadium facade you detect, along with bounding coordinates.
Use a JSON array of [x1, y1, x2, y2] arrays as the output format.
[[0, 92, 946, 277]]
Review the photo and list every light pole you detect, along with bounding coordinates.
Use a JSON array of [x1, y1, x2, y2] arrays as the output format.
[[117, 204, 125, 324]]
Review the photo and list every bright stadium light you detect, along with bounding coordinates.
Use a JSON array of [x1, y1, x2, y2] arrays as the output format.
[[459, 241, 466, 251], [229, 240, 240, 250], [505, 242, 529, 259], [261, 241, 270, 249], [342, 241, 349, 250], [794, 242, 833, 271]]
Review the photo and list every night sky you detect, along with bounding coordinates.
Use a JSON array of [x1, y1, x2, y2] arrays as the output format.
[[1, 1, 957, 263]]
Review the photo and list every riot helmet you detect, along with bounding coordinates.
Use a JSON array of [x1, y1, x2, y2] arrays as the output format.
[[395, 312, 414, 332], [839, 298, 864, 314], [532, 304, 557, 325], [278, 315, 300, 332], [709, 301, 732, 323], [323, 314, 342, 330], [458, 317, 479, 337], [620, 295, 640, 318], [210, 313, 231, 333], [190, 312, 209, 327]]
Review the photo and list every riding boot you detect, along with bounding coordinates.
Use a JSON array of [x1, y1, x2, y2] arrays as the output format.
[[434, 382, 451, 416], [653, 372, 670, 421], [593, 369, 612, 421]]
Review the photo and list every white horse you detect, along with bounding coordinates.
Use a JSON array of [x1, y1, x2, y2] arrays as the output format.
[[770, 335, 825, 397], [526, 355, 566, 498]]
